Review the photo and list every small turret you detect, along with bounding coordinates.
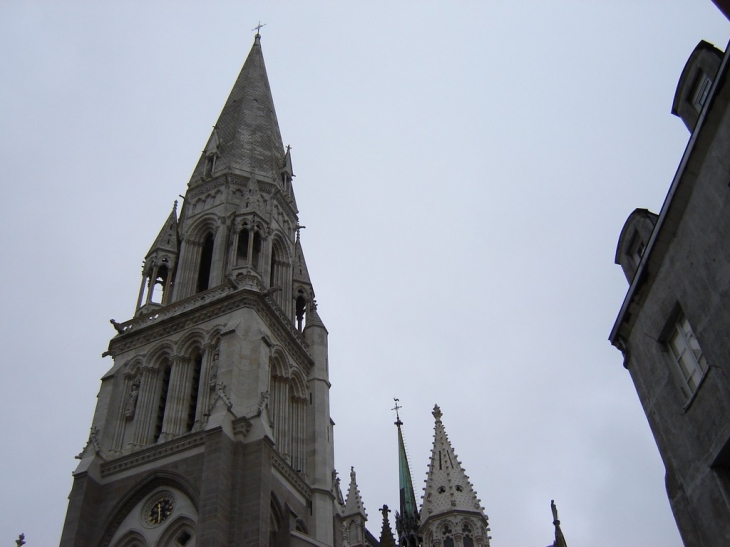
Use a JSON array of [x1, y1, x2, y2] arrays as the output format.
[[135, 201, 179, 315], [342, 467, 368, 546]]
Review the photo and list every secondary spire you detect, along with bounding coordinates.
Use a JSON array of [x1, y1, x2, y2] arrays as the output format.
[[420, 405, 491, 546], [393, 399, 420, 547]]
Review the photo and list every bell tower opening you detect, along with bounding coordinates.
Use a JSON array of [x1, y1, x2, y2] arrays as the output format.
[[296, 293, 307, 332], [196, 233, 215, 293], [237, 227, 250, 263]]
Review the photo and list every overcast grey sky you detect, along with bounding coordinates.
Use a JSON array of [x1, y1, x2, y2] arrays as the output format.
[[1, 2, 729, 546]]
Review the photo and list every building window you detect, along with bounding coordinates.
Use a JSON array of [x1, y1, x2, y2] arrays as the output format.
[[666, 312, 708, 397], [692, 73, 712, 111]]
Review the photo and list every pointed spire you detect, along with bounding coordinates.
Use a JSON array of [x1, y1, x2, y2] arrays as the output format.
[[304, 299, 326, 329], [293, 236, 312, 285], [145, 201, 178, 259], [551, 500, 568, 547], [378, 505, 397, 547], [189, 34, 285, 185], [393, 399, 420, 547], [421, 405, 487, 522], [343, 466, 368, 519]]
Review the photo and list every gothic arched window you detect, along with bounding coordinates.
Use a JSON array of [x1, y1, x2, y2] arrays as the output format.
[[196, 233, 215, 293], [237, 227, 250, 263], [441, 524, 454, 547], [462, 523, 474, 547], [295, 291, 307, 332]]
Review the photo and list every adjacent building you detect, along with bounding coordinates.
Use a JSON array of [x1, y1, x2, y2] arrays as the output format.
[[610, 39, 730, 546]]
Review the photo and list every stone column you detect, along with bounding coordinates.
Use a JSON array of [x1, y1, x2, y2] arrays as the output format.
[[194, 344, 216, 431]]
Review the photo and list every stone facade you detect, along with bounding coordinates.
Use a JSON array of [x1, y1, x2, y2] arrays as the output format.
[[610, 39, 730, 546]]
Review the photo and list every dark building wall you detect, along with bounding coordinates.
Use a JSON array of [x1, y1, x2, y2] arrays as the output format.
[[612, 40, 730, 547]]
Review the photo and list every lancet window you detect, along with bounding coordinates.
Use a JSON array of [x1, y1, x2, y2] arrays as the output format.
[[235, 224, 263, 270], [204, 153, 217, 178], [295, 290, 307, 332], [196, 233, 215, 293], [269, 238, 288, 309], [137, 258, 175, 312], [268, 353, 307, 473]]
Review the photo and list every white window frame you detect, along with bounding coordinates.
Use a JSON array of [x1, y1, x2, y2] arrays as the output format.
[[665, 312, 708, 399]]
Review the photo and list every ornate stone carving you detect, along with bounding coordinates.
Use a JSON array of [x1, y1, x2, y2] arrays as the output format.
[[100, 432, 206, 477], [109, 291, 313, 374], [124, 379, 140, 420], [76, 426, 103, 460], [272, 449, 311, 499], [257, 390, 270, 415]]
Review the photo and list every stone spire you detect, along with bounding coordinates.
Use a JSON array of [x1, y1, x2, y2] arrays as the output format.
[[188, 33, 286, 185], [145, 201, 178, 259], [343, 466, 367, 519], [420, 405, 490, 546], [394, 401, 420, 547], [136, 201, 179, 313]]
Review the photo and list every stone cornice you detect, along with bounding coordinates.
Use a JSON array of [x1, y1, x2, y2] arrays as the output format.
[[272, 449, 311, 499], [108, 287, 313, 372], [100, 432, 207, 478]]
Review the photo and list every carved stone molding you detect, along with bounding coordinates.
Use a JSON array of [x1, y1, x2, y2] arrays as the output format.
[[272, 449, 311, 500], [109, 290, 313, 373], [100, 432, 207, 478]]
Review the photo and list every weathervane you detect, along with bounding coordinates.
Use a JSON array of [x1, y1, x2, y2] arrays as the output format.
[[392, 397, 403, 426], [252, 21, 266, 36]]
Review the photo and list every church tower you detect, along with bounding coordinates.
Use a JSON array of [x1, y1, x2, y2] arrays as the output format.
[[419, 406, 490, 547], [60, 33, 337, 547]]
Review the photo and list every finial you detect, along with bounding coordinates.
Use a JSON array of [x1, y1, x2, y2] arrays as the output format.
[[350, 466, 356, 480], [16, 533, 26, 547], [252, 21, 266, 38], [173, 199, 178, 212], [432, 404, 442, 421], [551, 499, 560, 525], [393, 398, 403, 426], [380, 504, 391, 518]]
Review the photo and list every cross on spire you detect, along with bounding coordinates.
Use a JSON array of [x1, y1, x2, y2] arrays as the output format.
[[252, 21, 266, 36], [392, 397, 403, 426]]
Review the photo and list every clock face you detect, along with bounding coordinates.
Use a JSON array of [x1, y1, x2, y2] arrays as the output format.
[[145, 496, 174, 526]]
